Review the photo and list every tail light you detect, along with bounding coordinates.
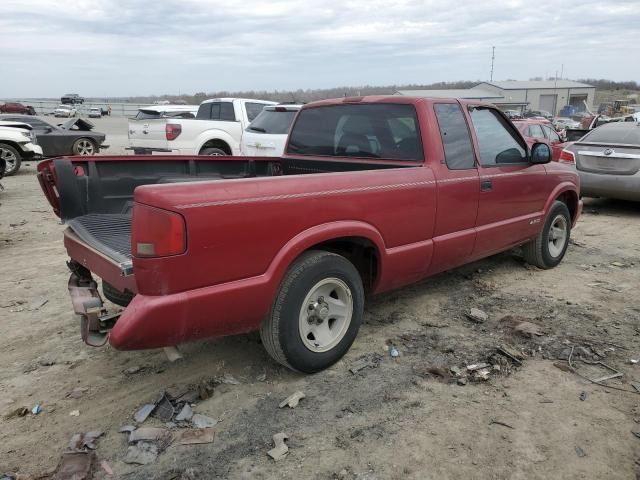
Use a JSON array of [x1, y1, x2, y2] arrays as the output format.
[[132, 204, 186, 257], [166, 123, 182, 141], [559, 149, 576, 165]]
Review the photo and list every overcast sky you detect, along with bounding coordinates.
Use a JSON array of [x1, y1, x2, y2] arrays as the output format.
[[1, 0, 639, 98]]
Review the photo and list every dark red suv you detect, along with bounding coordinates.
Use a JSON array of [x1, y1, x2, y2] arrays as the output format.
[[0, 103, 36, 115]]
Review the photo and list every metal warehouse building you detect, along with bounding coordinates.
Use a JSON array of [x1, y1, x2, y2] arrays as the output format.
[[397, 80, 595, 115]]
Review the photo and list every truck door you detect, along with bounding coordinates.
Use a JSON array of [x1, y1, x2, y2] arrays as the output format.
[[427, 102, 480, 275], [466, 106, 549, 257]]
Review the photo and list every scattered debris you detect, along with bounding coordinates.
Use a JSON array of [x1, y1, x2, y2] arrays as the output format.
[[178, 428, 215, 445], [124, 442, 158, 465], [100, 460, 114, 476], [69, 410, 80, 417], [4, 406, 29, 419], [449, 366, 463, 377], [191, 413, 217, 428], [632, 430, 640, 440], [267, 432, 289, 461], [513, 321, 545, 338], [587, 281, 623, 293], [591, 362, 623, 383], [220, 373, 241, 385], [610, 262, 626, 268], [575, 446, 587, 457], [31, 299, 49, 311], [66, 387, 89, 399], [153, 392, 175, 422], [422, 321, 449, 328], [553, 362, 576, 374], [175, 403, 193, 422], [579, 392, 587, 402], [466, 308, 488, 323], [256, 372, 267, 382], [134, 404, 156, 423], [125, 366, 143, 375], [390, 346, 400, 358], [119, 425, 136, 434], [473, 368, 491, 381], [31, 404, 42, 415], [632, 383, 640, 393], [52, 452, 95, 480], [69, 431, 103, 452], [631, 359, 639, 365], [349, 354, 382, 374], [457, 377, 468, 386], [129, 427, 170, 443], [38, 358, 55, 366], [489, 419, 514, 429], [279, 391, 306, 409], [163, 346, 184, 362], [466, 363, 489, 372], [496, 345, 524, 365]]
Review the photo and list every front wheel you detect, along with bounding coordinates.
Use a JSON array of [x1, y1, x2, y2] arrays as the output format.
[[260, 250, 364, 373], [522, 201, 571, 269], [72, 138, 97, 156], [0, 143, 22, 176]]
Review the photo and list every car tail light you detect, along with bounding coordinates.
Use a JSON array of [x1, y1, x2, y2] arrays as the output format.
[[166, 123, 182, 141], [559, 149, 575, 165], [132, 204, 186, 257]]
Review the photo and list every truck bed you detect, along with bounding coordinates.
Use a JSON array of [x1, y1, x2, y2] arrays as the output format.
[[67, 213, 132, 264]]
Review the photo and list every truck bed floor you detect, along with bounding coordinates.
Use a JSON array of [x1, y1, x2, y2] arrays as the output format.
[[67, 214, 132, 265]]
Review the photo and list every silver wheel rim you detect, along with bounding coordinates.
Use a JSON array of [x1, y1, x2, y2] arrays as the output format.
[[298, 278, 353, 353], [0, 147, 17, 173], [76, 140, 95, 155], [548, 214, 568, 258]]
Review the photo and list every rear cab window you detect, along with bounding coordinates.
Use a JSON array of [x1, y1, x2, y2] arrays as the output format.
[[245, 102, 269, 122], [196, 102, 236, 121], [287, 103, 423, 161], [469, 108, 527, 166], [247, 109, 298, 134]]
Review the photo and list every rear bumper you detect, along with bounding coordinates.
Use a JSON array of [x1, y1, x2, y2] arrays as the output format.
[[127, 146, 197, 155], [579, 171, 640, 201]]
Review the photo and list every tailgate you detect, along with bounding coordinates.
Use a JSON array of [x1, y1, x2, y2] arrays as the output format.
[[576, 145, 640, 175], [128, 117, 169, 150]]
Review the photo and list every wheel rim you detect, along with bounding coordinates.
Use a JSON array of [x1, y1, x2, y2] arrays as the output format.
[[0, 147, 17, 174], [548, 214, 568, 258], [77, 140, 94, 155], [299, 278, 353, 353]]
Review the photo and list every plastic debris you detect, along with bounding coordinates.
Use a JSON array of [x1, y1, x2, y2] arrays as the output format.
[[134, 404, 155, 423], [279, 391, 306, 409], [68, 431, 103, 452], [163, 346, 183, 362], [191, 413, 217, 428], [390, 346, 399, 358], [175, 403, 193, 422], [579, 392, 587, 401], [220, 373, 241, 385], [69, 410, 80, 417], [129, 427, 170, 444], [152, 392, 175, 422], [178, 427, 215, 445], [575, 446, 587, 457], [631, 359, 639, 365], [466, 363, 490, 372], [466, 308, 488, 323], [31, 404, 42, 415], [267, 432, 289, 461], [53, 452, 95, 480], [124, 442, 158, 465]]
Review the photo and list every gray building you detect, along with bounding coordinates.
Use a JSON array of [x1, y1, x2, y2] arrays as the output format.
[[397, 80, 595, 115]]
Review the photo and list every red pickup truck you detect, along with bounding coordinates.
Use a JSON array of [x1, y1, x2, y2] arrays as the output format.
[[38, 96, 582, 373]]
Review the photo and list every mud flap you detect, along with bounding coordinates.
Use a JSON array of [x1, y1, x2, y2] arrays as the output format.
[[68, 272, 120, 347]]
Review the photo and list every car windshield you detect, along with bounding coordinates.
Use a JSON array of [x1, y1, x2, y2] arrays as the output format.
[[247, 109, 298, 135], [288, 103, 423, 161], [582, 125, 640, 145]]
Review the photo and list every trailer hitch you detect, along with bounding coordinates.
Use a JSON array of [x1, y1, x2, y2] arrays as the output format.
[[67, 261, 120, 347]]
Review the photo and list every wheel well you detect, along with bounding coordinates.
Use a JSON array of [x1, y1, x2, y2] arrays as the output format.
[[199, 139, 231, 155], [306, 237, 379, 292], [555, 191, 578, 222], [0, 141, 22, 154]]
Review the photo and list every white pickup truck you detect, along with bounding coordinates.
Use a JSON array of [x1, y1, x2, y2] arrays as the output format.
[[128, 98, 276, 155]]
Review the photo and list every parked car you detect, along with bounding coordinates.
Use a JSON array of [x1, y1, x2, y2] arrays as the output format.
[[0, 115, 108, 156], [524, 110, 553, 120], [61, 94, 84, 104], [88, 107, 102, 118], [128, 98, 275, 155], [502, 109, 523, 120], [127, 105, 199, 154], [0, 102, 36, 115], [37, 96, 581, 373], [561, 122, 640, 201], [512, 119, 567, 161], [552, 117, 581, 131], [54, 105, 77, 118], [0, 121, 43, 175], [241, 104, 302, 156]]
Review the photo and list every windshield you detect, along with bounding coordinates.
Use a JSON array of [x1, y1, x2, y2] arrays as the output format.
[[287, 103, 423, 161], [247, 110, 297, 135], [582, 125, 640, 145]]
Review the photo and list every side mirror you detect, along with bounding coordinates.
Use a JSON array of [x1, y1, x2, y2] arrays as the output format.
[[531, 142, 551, 164]]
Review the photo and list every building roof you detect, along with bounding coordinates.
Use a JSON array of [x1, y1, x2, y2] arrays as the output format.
[[478, 80, 594, 90], [395, 88, 503, 99]]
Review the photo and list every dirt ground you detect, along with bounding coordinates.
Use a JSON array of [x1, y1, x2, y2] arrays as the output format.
[[1, 164, 639, 480]]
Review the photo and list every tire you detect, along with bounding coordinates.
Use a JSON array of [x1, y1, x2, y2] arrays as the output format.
[[260, 250, 365, 373], [102, 281, 135, 307], [199, 147, 228, 156], [72, 138, 97, 156], [0, 143, 22, 176], [522, 201, 571, 269]]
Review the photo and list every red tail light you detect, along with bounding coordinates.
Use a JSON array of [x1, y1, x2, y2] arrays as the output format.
[[166, 123, 181, 141], [559, 149, 575, 164], [132, 204, 186, 258]]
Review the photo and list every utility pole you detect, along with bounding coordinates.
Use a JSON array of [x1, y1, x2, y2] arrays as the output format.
[[560, 63, 564, 79], [490, 46, 495, 82]]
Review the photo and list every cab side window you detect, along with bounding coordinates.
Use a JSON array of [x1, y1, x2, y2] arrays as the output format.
[[434, 103, 476, 170], [543, 125, 561, 142], [527, 124, 546, 139], [469, 108, 527, 166]]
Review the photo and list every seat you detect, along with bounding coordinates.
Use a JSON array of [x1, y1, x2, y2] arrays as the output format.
[[336, 133, 373, 156]]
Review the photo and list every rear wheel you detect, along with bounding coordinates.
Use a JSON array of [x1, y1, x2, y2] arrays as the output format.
[[102, 281, 135, 307], [200, 147, 228, 156], [72, 138, 96, 156], [0, 143, 22, 176], [522, 201, 571, 269], [260, 250, 364, 373]]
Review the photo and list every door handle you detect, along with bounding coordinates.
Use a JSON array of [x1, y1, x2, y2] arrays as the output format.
[[480, 179, 493, 192]]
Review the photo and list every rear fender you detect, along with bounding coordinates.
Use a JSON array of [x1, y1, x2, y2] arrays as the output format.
[[195, 129, 238, 155]]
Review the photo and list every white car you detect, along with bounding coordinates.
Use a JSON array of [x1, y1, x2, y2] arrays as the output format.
[[0, 121, 43, 176], [88, 107, 102, 118], [128, 98, 276, 155], [241, 104, 302, 156], [54, 105, 77, 118]]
